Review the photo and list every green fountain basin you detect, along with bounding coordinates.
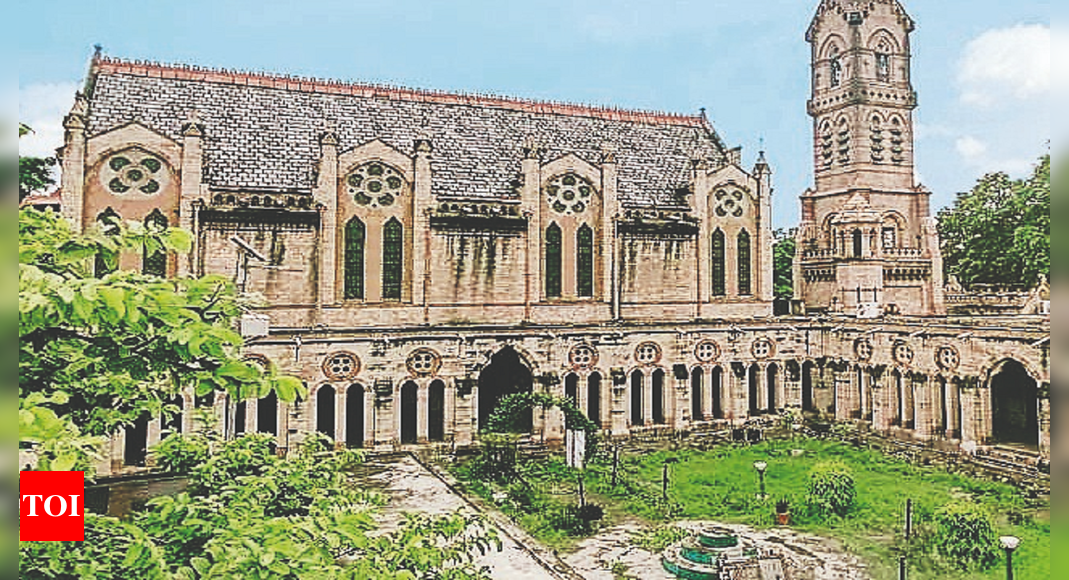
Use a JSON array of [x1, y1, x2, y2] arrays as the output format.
[[697, 529, 739, 549], [662, 545, 719, 580]]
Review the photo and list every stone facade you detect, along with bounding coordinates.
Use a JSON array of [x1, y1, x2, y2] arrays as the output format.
[[54, 1, 1049, 478]]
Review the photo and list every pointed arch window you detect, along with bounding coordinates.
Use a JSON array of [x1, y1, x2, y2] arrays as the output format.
[[95, 209, 121, 277], [711, 229, 726, 296], [830, 48, 842, 87], [577, 224, 594, 298], [545, 223, 562, 299], [344, 217, 365, 299], [382, 218, 403, 301], [737, 229, 751, 296], [142, 209, 168, 277]]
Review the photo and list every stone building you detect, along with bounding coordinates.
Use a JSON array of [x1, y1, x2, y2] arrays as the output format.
[[51, 0, 1048, 476]]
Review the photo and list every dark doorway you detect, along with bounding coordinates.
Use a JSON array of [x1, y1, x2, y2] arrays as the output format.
[[766, 364, 778, 413], [233, 400, 246, 436], [748, 364, 760, 415], [991, 361, 1039, 447], [123, 413, 150, 467], [429, 380, 445, 442], [346, 384, 364, 448], [317, 384, 335, 440], [936, 378, 948, 435], [802, 361, 815, 412], [163, 395, 184, 437], [892, 370, 904, 426], [478, 346, 533, 431], [565, 373, 579, 407], [712, 367, 724, 419], [691, 367, 704, 421], [400, 381, 418, 444], [652, 369, 666, 424], [587, 373, 602, 427], [852, 229, 863, 258], [258, 391, 278, 436], [630, 370, 644, 426]]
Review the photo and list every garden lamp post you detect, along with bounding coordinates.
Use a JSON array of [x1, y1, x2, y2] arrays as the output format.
[[662, 457, 679, 503], [999, 535, 1019, 580], [753, 460, 768, 499]]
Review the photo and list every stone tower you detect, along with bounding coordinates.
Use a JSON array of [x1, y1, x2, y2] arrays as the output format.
[[795, 0, 945, 316]]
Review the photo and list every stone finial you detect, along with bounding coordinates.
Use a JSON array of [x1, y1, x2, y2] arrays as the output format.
[[414, 138, 433, 154], [600, 145, 617, 164], [69, 92, 88, 117], [320, 131, 339, 147]]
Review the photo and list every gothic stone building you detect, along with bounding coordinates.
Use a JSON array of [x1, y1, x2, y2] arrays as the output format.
[[58, 0, 1048, 476]]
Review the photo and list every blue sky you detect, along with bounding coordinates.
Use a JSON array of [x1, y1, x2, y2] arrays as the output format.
[[14, 0, 1050, 228]]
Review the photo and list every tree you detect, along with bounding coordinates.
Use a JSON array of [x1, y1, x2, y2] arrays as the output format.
[[937, 154, 1050, 287], [772, 229, 796, 299], [18, 123, 57, 201]]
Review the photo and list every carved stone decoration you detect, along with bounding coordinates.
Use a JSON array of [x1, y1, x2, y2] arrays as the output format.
[[634, 342, 662, 366], [935, 346, 960, 372], [751, 338, 775, 360], [892, 341, 914, 366], [323, 352, 361, 381], [406, 348, 442, 377], [569, 343, 599, 370], [694, 340, 721, 363], [713, 187, 746, 218], [345, 162, 406, 208], [545, 172, 596, 215], [100, 149, 170, 196], [854, 337, 874, 361]]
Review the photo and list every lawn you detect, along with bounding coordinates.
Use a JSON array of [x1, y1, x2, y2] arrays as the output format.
[[448, 437, 1049, 580]]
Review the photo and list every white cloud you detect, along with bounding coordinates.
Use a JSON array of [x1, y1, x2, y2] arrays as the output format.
[[955, 136, 988, 161], [19, 82, 80, 159], [958, 24, 1049, 107]]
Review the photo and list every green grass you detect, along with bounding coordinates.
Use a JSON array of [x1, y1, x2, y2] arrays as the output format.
[[447, 437, 1049, 580]]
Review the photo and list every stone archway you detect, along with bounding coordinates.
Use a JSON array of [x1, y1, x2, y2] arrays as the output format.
[[316, 384, 336, 439], [346, 384, 365, 448], [400, 381, 419, 444], [802, 361, 815, 412], [428, 380, 446, 442], [990, 360, 1039, 448], [478, 346, 533, 431]]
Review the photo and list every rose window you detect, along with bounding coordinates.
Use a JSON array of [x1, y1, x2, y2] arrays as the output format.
[[406, 348, 442, 377], [101, 151, 168, 195], [854, 338, 874, 361], [346, 162, 406, 208], [892, 342, 914, 366], [694, 340, 720, 363], [634, 342, 662, 366], [569, 344, 598, 370], [936, 346, 960, 371], [714, 188, 745, 218], [546, 173, 595, 215], [322, 352, 360, 381], [751, 338, 774, 359]]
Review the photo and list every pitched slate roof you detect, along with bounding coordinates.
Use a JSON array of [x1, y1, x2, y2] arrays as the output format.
[[85, 56, 729, 208]]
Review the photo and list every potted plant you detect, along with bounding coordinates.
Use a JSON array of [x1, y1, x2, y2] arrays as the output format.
[[775, 499, 790, 526]]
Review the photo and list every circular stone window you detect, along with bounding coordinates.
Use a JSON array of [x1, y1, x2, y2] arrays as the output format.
[[322, 352, 361, 381], [100, 150, 169, 196], [694, 340, 721, 363], [569, 344, 599, 370], [714, 188, 746, 218], [406, 348, 442, 377], [854, 338, 874, 361], [751, 338, 775, 359], [545, 172, 596, 215], [936, 346, 960, 371], [345, 162, 406, 208], [892, 341, 914, 366], [634, 342, 662, 366]]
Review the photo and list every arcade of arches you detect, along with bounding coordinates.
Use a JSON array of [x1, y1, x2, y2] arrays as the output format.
[[109, 319, 1049, 475]]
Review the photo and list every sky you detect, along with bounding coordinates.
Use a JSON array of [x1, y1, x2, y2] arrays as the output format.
[[13, 0, 1052, 229]]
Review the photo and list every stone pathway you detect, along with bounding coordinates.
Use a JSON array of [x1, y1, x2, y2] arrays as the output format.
[[563, 522, 870, 580], [354, 454, 560, 579]]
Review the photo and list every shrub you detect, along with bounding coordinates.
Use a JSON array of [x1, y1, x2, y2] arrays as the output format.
[[154, 432, 212, 474], [935, 501, 999, 571], [547, 504, 597, 536], [806, 461, 856, 517], [20, 514, 168, 579]]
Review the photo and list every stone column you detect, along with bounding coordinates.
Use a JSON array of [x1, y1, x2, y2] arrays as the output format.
[[783, 363, 801, 409], [454, 382, 473, 447], [521, 145, 542, 321], [871, 368, 891, 431], [834, 368, 852, 422], [60, 94, 88, 229], [611, 373, 629, 435], [417, 382, 429, 443], [1039, 382, 1051, 459], [314, 132, 339, 308], [701, 368, 715, 420], [754, 155, 774, 301], [178, 119, 205, 277], [412, 139, 433, 317], [335, 387, 346, 449], [729, 362, 748, 424], [642, 372, 654, 426], [912, 375, 933, 440]]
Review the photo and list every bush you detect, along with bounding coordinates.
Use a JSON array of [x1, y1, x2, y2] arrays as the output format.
[[806, 461, 856, 517], [935, 501, 999, 571], [20, 514, 169, 579], [547, 504, 597, 536], [154, 431, 212, 473]]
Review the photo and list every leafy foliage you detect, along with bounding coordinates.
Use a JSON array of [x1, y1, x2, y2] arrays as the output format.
[[630, 525, 690, 553], [18, 207, 303, 471], [805, 461, 856, 517], [20, 514, 169, 579], [772, 229, 796, 298], [937, 154, 1050, 286], [935, 501, 1000, 571], [18, 123, 57, 201]]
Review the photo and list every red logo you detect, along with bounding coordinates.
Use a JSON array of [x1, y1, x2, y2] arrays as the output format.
[[20, 471, 85, 541]]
